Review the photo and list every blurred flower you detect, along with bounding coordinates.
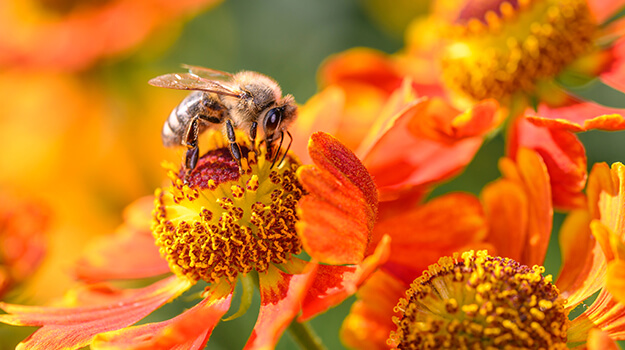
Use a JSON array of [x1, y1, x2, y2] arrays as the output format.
[[0, 132, 390, 349], [0, 0, 221, 71], [343, 155, 625, 349], [0, 190, 49, 300], [425, 0, 625, 129]]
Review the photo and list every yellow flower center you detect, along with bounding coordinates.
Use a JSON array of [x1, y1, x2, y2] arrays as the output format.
[[390, 251, 569, 349], [440, 0, 598, 101], [152, 133, 304, 284]]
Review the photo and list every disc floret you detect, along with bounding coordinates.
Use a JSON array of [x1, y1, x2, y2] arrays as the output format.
[[390, 250, 568, 349], [152, 133, 304, 284]]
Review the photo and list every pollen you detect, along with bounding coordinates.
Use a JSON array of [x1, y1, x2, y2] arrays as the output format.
[[152, 133, 304, 284], [389, 250, 569, 349], [439, 0, 598, 101]]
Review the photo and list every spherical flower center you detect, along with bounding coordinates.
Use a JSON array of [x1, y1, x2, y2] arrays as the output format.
[[440, 0, 598, 101], [390, 250, 568, 349], [152, 134, 304, 284]]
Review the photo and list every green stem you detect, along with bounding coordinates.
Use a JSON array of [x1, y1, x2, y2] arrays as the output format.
[[288, 320, 327, 350]]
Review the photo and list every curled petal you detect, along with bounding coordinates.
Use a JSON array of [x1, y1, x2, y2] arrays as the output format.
[[590, 163, 625, 235], [91, 293, 232, 350], [528, 105, 625, 132], [0, 276, 191, 350], [341, 270, 406, 350], [297, 132, 378, 264], [509, 117, 587, 210], [244, 261, 317, 350], [299, 235, 391, 322]]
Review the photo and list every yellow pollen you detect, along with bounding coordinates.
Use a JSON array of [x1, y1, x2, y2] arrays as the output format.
[[439, 0, 598, 101], [389, 250, 569, 349], [151, 132, 304, 284]]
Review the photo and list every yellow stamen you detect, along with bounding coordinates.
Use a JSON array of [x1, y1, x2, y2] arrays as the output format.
[[390, 250, 569, 349], [439, 0, 598, 101], [152, 132, 304, 284]]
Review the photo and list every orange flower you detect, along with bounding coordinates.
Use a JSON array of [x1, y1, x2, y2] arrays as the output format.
[[0, 0, 221, 71], [0, 190, 49, 300], [427, 0, 625, 129], [0, 131, 390, 349], [342, 150, 625, 349], [293, 77, 503, 202]]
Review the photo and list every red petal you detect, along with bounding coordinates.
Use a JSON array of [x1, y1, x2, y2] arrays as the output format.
[[299, 235, 391, 321], [75, 197, 169, 282], [297, 132, 378, 264], [341, 270, 407, 350], [0, 276, 191, 350], [91, 293, 232, 350], [244, 263, 317, 350], [509, 117, 587, 210]]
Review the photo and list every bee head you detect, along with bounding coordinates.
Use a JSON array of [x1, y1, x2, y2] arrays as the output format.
[[262, 95, 297, 159]]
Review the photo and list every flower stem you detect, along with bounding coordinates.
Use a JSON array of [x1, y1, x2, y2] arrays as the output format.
[[288, 320, 327, 350]]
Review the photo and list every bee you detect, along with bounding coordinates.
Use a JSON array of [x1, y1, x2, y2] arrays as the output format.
[[148, 65, 297, 175]]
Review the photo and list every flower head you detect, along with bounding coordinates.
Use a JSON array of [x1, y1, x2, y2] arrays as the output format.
[[342, 154, 625, 349], [0, 131, 390, 349]]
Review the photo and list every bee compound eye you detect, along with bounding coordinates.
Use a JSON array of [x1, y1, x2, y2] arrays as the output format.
[[263, 108, 283, 134]]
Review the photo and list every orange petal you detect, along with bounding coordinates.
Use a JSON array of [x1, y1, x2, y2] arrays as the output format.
[[297, 132, 378, 265], [509, 117, 587, 210], [244, 262, 317, 350], [515, 148, 553, 266], [481, 179, 528, 262], [557, 211, 606, 309], [74, 197, 169, 282], [372, 193, 487, 284], [529, 103, 625, 132], [607, 259, 625, 306], [290, 86, 345, 164], [340, 270, 407, 350], [572, 288, 625, 340], [587, 328, 620, 350], [318, 47, 403, 94], [362, 100, 486, 199], [0, 276, 191, 349], [91, 293, 232, 350], [298, 235, 390, 322]]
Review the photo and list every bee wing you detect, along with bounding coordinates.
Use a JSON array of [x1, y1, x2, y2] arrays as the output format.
[[148, 73, 242, 98], [182, 64, 234, 81]]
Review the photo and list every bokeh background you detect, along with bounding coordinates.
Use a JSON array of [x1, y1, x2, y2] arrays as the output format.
[[1, 0, 624, 348]]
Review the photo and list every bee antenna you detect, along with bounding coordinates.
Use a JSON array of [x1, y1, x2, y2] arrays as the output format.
[[270, 131, 285, 169]]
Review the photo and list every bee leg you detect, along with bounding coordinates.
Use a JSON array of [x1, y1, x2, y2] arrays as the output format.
[[226, 119, 243, 173], [249, 121, 258, 151], [182, 117, 201, 182], [276, 131, 293, 168]]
